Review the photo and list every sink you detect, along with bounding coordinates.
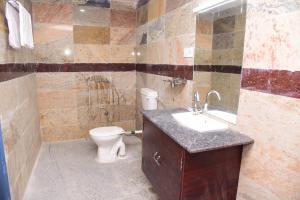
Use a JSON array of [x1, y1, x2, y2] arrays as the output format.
[[172, 112, 228, 133], [206, 110, 237, 124]]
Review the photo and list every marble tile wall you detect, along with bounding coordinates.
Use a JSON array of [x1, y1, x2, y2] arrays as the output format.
[[32, 0, 137, 63], [0, 74, 41, 200], [235, 0, 300, 199], [0, 1, 42, 200], [37, 72, 136, 141], [135, 0, 196, 128], [136, 0, 196, 65], [31, 0, 138, 141]]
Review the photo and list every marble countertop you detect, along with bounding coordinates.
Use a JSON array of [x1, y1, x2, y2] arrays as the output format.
[[142, 108, 254, 154]]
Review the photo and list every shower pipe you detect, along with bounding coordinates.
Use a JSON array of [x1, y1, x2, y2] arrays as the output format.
[[87, 76, 142, 136]]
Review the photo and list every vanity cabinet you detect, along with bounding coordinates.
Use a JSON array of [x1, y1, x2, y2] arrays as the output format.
[[142, 117, 243, 200]]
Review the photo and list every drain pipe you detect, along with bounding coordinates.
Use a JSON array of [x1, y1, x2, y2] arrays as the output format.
[[123, 130, 143, 136]]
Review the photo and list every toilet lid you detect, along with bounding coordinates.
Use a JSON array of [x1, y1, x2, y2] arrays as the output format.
[[89, 126, 124, 137]]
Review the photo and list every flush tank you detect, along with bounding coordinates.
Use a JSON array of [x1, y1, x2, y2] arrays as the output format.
[[141, 88, 158, 110]]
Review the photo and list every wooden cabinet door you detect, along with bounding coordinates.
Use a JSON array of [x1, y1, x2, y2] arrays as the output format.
[[181, 147, 243, 200], [142, 118, 183, 200], [142, 118, 162, 193]]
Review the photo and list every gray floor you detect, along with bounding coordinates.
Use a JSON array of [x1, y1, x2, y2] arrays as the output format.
[[23, 136, 158, 200]]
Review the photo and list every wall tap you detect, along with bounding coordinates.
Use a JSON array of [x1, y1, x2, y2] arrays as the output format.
[[163, 77, 187, 88]]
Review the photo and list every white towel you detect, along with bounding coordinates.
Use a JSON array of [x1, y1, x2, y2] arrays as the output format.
[[5, 2, 21, 49], [18, 2, 34, 49]]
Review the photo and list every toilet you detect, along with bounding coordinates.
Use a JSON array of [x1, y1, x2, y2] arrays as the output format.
[[89, 126, 126, 163]]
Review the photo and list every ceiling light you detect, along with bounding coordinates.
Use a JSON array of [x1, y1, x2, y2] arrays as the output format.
[[193, 0, 236, 13], [80, 9, 85, 12]]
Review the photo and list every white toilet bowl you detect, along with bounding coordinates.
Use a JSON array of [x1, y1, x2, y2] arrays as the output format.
[[89, 126, 126, 163]]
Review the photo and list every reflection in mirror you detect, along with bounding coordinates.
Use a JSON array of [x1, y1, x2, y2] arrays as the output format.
[[193, 0, 247, 124]]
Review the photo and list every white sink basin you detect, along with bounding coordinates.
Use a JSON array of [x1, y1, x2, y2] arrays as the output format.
[[207, 110, 237, 124], [172, 112, 228, 133]]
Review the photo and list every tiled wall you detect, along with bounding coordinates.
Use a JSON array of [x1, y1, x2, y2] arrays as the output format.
[[37, 71, 136, 141], [31, 0, 138, 141], [136, 0, 195, 65], [0, 1, 41, 200], [135, 0, 195, 129], [0, 74, 41, 200], [235, 1, 300, 199], [31, 0, 137, 63]]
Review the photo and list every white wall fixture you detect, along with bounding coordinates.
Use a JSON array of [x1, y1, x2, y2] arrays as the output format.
[[184, 47, 194, 58], [193, 0, 236, 13]]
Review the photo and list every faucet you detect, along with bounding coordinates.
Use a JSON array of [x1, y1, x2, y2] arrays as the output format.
[[203, 90, 221, 112], [163, 77, 187, 88], [192, 91, 202, 114]]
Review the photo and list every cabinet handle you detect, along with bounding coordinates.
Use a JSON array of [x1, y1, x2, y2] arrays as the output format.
[[153, 152, 161, 166]]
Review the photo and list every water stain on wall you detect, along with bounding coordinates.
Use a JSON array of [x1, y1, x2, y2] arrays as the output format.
[[79, 74, 128, 128]]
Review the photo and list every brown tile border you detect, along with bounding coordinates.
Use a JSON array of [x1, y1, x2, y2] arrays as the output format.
[[1, 63, 193, 82], [241, 68, 300, 99], [2, 64, 299, 99], [194, 65, 242, 74], [136, 64, 193, 80], [34, 63, 136, 72], [0, 63, 136, 82], [0, 64, 35, 82]]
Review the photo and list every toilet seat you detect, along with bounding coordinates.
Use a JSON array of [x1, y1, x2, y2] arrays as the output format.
[[89, 126, 124, 137]]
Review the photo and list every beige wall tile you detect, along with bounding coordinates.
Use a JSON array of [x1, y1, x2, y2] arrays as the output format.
[[148, 0, 166, 22], [73, 26, 110, 45], [167, 34, 195, 65], [0, 74, 41, 200], [110, 27, 136, 45], [110, 45, 136, 63], [195, 48, 213, 65], [147, 41, 168, 64], [74, 44, 111, 63], [33, 24, 73, 45], [136, 44, 148, 63], [235, 90, 300, 200], [148, 17, 165, 43], [73, 6, 110, 27], [32, 2, 73, 24], [243, 4, 300, 70], [33, 38, 74, 63], [111, 9, 136, 28], [165, 2, 196, 38]]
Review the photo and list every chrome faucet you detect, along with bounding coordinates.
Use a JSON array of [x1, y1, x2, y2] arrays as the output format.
[[203, 90, 221, 112], [192, 91, 202, 114]]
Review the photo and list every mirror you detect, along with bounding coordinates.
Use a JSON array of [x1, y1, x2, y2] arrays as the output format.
[[193, 0, 247, 124]]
